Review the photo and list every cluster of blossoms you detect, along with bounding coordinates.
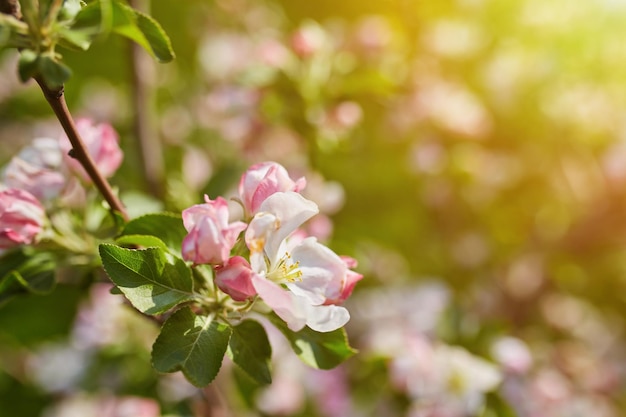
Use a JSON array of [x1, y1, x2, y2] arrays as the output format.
[[181, 162, 362, 332], [0, 119, 122, 255]]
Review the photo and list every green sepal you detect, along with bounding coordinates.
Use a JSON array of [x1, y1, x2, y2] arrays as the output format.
[[17, 49, 39, 82], [268, 313, 357, 369], [152, 307, 232, 387], [99, 244, 195, 315], [37, 54, 72, 89], [227, 320, 272, 385]]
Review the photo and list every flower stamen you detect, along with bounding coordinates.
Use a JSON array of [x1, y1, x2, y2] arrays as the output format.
[[266, 252, 303, 283]]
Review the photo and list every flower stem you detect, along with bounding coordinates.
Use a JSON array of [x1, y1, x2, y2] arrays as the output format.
[[35, 78, 129, 221]]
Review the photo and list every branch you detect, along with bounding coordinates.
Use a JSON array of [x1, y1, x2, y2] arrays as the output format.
[[0, 0, 20, 19], [35, 78, 129, 221]]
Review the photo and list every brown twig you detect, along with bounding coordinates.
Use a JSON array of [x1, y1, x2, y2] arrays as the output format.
[[0, 0, 20, 19], [1, 0, 128, 220], [35, 78, 129, 221]]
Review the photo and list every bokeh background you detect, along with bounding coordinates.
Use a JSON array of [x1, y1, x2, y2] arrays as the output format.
[[2, 0, 626, 416]]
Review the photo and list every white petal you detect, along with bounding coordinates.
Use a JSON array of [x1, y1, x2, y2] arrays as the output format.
[[258, 192, 318, 258], [305, 304, 350, 332], [288, 237, 346, 304], [252, 275, 308, 331]]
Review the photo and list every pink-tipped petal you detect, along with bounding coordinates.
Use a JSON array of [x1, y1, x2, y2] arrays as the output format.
[[252, 274, 308, 332]]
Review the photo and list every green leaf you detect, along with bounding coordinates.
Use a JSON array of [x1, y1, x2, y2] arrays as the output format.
[[228, 320, 272, 385], [57, 27, 92, 51], [0, 250, 56, 305], [121, 212, 186, 253], [72, 0, 175, 62], [99, 244, 194, 315], [130, 7, 175, 63], [152, 307, 232, 387], [17, 50, 39, 82], [37, 54, 72, 88], [115, 234, 169, 252], [268, 313, 357, 369]]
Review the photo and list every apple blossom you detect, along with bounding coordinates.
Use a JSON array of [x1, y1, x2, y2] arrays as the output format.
[[214, 256, 257, 301], [2, 137, 67, 201], [286, 237, 362, 306], [0, 188, 46, 254], [238, 161, 306, 216], [181, 196, 247, 265], [59, 118, 123, 181], [245, 191, 358, 332]]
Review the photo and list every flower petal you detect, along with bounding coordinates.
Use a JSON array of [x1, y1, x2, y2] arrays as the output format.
[[305, 304, 350, 333], [288, 237, 346, 305], [256, 191, 318, 260], [251, 274, 308, 332]]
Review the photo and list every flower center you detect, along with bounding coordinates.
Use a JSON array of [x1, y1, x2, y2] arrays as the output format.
[[266, 252, 303, 283]]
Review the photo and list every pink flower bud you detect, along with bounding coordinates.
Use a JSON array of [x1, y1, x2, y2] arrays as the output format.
[[59, 118, 123, 181], [181, 196, 247, 265], [215, 256, 257, 301], [0, 188, 45, 253], [238, 162, 306, 216]]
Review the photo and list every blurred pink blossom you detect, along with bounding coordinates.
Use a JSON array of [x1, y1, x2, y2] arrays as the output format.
[[491, 336, 533, 374], [354, 15, 393, 52], [256, 360, 306, 416], [59, 118, 123, 182], [329, 101, 363, 130], [2, 137, 67, 201], [308, 367, 353, 417], [182, 196, 247, 265], [0, 188, 45, 254], [256, 38, 291, 69], [102, 396, 160, 417], [291, 22, 326, 57]]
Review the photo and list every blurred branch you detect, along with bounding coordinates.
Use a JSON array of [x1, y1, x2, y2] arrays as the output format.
[[0, 0, 21, 19], [128, 0, 165, 199], [35, 78, 129, 221]]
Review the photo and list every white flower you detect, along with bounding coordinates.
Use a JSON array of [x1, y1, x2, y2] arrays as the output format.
[[246, 191, 355, 332]]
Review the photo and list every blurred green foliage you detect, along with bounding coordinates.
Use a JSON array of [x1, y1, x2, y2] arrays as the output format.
[[2, 0, 626, 416]]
